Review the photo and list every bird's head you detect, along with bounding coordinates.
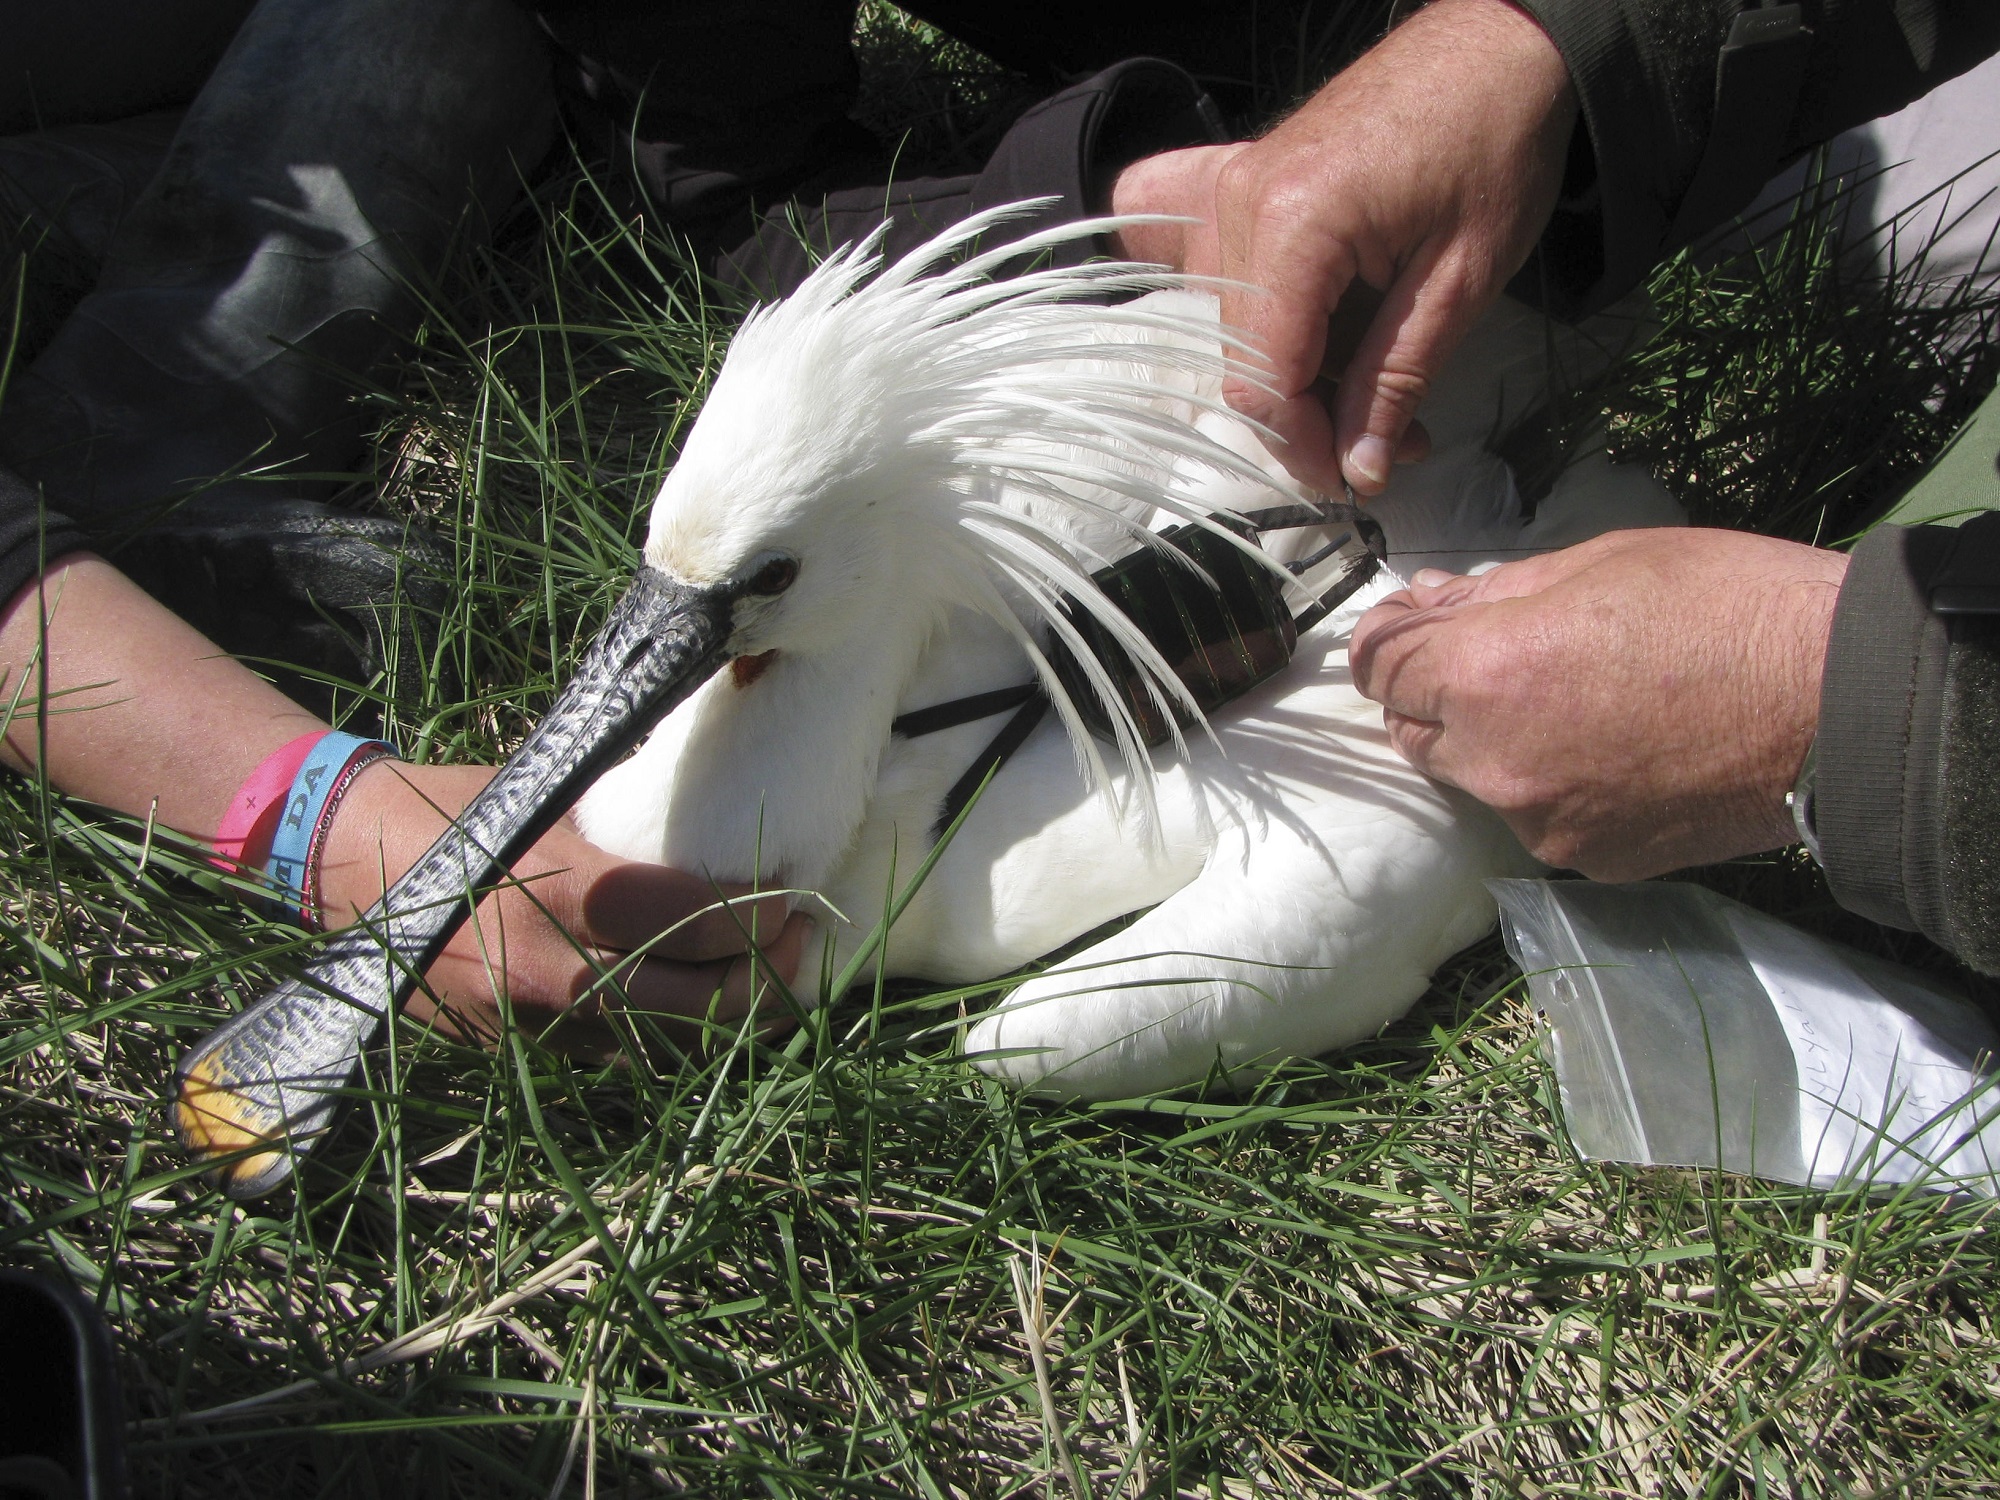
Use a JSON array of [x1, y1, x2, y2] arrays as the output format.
[[636, 237, 954, 660]]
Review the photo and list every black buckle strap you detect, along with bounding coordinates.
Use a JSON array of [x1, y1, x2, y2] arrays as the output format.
[[1267, 500, 1387, 635], [890, 682, 1041, 737], [893, 683, 1052, 840], [930, 693, 1049, 839]]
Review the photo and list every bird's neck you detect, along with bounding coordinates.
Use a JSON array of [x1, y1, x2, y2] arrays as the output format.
[[656, 593, 942, 891]]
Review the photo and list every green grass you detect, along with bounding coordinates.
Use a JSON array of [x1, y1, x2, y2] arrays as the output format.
[[6, 9, 2000, 1496]]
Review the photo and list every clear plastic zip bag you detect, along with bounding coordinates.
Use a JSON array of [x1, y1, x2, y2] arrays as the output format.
[[1490, 878, 2000, 1195]]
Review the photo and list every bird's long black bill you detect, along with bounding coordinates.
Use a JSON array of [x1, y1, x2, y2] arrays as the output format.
[[174, 567, 731, 1199]]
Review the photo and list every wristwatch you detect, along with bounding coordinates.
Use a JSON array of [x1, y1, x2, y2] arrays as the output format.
[[1786, 737, 1821, 865]]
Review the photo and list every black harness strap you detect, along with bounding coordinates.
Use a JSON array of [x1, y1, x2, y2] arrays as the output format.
[[891, 684, 1050, 841], [889, 682, 1040, 737], [929, 693, 1049, 840]]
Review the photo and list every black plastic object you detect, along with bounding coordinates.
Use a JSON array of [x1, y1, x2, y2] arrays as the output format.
[[1052, 497, 1386, 746], [0, 1271, 128, 1500]]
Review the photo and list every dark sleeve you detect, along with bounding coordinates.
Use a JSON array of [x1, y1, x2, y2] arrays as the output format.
[[1513, 0, 2000, 316], [0, 467, 91, 612], [1817, 511, 2000, 976]]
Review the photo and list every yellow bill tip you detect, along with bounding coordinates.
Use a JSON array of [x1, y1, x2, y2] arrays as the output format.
[[175, 1053, 294, 1198]]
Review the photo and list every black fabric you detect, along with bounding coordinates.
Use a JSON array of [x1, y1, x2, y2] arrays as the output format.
[[1820, 512, 2000, 975], [1931, 509, 2000, 614], [0, 469, 90, 614], [1661, 5, 1813, 248], [1515, 0, 2000, 316], [536, 0, 875, 252], [0, 0, 254, 134], [1938, 614, 2000, 973], [0, 111, 187, 272], [718, 56, 1225, 302], [930, 690, 1050, 841], [0, 0, 557, 531], [901, 0, 1319, 119]]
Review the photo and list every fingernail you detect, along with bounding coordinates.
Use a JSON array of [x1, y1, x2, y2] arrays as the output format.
[[1410, 568, 1458, 588], [1346, 435, 1392, 489]]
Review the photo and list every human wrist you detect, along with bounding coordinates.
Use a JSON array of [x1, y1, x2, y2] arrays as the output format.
[[288, 734, 398, 928], [1462, 0, 1580, 187], [312, 753, 419, 927], [1753, 545, 1848, 848], [1416, 0, 1574, 97], [1107, 144, 1242, 266], [315, 759, 494, 929], [210, 731, 325, 871], [213, 730, 396, 925]]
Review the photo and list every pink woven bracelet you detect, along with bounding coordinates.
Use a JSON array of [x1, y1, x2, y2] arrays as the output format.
[[210, 731, 325, 873]]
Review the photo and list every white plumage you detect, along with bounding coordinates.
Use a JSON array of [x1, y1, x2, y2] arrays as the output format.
[[575, 207, 1683, 1097]]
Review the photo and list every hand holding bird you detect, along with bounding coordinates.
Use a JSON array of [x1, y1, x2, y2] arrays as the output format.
[[315, 760, 806, 1058], [1349, 528, 1850, 879]]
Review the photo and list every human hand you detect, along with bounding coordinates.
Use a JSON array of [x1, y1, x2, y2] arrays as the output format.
[[318, 760, 807, 1058], [1112, 0, 1576, 495], [1347, 529, 1850, 879]]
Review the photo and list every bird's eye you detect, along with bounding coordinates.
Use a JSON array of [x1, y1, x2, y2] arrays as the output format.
[[744, 556, 799, 596]]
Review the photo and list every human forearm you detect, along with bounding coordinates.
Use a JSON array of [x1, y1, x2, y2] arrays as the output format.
[[0, 553, 324, 838], [0, 468, 91, 623], [1, 552, 803, 1048]]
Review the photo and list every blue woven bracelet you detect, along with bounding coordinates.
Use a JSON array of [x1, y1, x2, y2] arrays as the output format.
[[265, 731, 397, 925]]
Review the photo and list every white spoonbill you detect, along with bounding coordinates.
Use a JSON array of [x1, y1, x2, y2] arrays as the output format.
[[571, 207, 1684, 1098], [174, 206, 1680, 1196]]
